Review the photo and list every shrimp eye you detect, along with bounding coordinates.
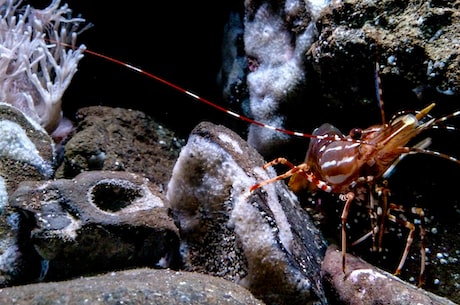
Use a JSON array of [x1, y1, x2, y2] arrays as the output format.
[[349, 128, 363, 140]]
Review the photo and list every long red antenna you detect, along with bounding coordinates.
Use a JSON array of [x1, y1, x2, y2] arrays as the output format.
[[78, 46, 321, 139], [54, 41, 460, 160]]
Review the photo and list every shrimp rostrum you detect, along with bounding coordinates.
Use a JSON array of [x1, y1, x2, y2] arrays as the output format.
[[250, 103, 460, 285]]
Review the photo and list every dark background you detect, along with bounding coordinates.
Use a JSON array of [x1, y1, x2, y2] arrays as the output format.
[[35, 0, 241, 138]]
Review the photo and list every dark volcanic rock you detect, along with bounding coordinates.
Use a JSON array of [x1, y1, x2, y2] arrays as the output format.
[[0, 103, 55, 192], [0, 268, 265, 305], [0, 103, 56, 286], [166, 121, 328, 305], [309, 0, 460, 127], [321, 245, 456, 305], [10, 170, 180, 281], [58, 106, 184, 190]]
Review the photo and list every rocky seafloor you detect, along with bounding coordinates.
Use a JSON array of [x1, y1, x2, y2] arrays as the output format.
[[0, 103, 458, 304]]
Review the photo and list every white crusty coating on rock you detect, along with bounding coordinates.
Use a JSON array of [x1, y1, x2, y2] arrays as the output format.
[[0, 120, 53, 177]]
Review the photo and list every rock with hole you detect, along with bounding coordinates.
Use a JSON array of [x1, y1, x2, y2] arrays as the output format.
[[9, 170, 180, 281]]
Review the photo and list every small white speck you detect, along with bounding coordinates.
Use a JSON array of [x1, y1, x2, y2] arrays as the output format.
[[348, 269, 386, 283], [387, 55, 396, 65], [218, 133, 243, 154]]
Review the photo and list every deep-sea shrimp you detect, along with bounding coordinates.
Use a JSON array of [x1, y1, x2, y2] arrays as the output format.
[[249, 102, 460, 285]]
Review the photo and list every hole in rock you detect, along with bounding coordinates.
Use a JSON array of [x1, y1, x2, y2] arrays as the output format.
[[91, 180, 142, 212]]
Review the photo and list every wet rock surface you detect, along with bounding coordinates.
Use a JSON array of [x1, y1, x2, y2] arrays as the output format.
[[308, 0, 460, 129], [0, 103, 56, 286], [57, 106, 184, 190], [167, 121, 328, 305], [0, 268, 265, 305], [0, 106, 330, 303], [0, 103, 457, 303], [10, 170, 180, 281], [0, 103, 55, 192], [322, 245, 456, 305]]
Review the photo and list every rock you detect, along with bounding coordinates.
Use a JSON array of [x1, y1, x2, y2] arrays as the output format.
[[321, 244, 457, 305], [0, 103, 55, 286], [0, 268, 265, 305], [0, 103, 55, 191], [9, 170, 180, 281], [166, 121, 328, 305], [242, 0, 327, 159], [309, 0, 460, 126], [57, 106, 184, 190]]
